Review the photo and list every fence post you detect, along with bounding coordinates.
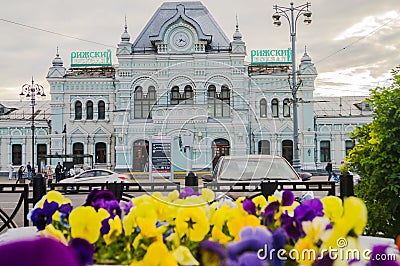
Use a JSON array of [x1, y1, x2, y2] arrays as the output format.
[[185, 172, 198, 192], [261, 181, 278, 197], [108, 182, 123, 201], [340, 172, 354, 198], [32, 173, 46, 205]]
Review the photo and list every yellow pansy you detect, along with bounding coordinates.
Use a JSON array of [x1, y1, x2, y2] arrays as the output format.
[[175, 207, 210, 242], [104, 215, 123, 245], [252, 195, 268, 215], [173, 246, 199, 266], [323, 197, 367, 248], [168, 190, 180, 201], [294, 237, 317, 266], [200, 188, 215, 202], [36, 190, 72, 208], [321, 196, 343, 222], [227, 215, 261, 240], [69, 206, 109, 244], [40, 223, 68, 244], [211, 226, 232, 244], [123, 209, 137, 236], [133, 241, 177, 266], [302, 216, 332, 243]]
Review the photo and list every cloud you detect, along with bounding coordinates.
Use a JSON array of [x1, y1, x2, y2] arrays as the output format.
[[335, 11, 400, 40]]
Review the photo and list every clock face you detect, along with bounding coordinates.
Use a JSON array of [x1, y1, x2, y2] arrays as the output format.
[[173, 32, 189, 48]]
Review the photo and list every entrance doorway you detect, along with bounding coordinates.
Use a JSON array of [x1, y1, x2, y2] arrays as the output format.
[[133, 140, 149, 172], [211, 138, 230, 169], [282, 140, 293, 165]]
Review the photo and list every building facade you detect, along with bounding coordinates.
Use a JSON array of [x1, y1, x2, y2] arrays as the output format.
[[0, 1, 373, 175]]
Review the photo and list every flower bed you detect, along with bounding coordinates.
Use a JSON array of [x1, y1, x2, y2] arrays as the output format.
[[28, 188, 399, 266]]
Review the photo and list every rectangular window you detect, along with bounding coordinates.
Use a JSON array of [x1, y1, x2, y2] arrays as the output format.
[[345, 140, 355, 155], [320, 141, 331, 162], [12, 144, 22, 165]]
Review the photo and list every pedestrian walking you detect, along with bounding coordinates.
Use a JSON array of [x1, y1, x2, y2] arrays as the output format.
[[16, 166, 25, 184], [55, 162, 62, 183], [8, 162, 15, 180], [47, 166, 54, 188], [26, 162, 32, 180], [325, 160, 339, 182]]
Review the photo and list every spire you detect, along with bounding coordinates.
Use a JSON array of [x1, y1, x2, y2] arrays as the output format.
[[52, 46, 63, 67], [301, 45, 312, 63], [233, 14, 243, 41], [121, 16, 131, 43]]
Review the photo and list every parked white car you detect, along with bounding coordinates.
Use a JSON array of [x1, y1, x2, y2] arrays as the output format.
[[209, 155, 301, 182], [59, 169, 129, 183]]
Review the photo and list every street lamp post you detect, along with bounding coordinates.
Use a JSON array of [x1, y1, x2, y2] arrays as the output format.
[[272, 2, 312, 172], [20, 77, 46, 175]]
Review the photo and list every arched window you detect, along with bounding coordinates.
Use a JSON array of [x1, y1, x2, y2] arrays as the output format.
[[271, 98, 279, 118], [260, 99, 267, 118], [75, 101, 82, 120], [258, 140, 270, 155], [208, 85, 230, 118], [95, 142, 106, 164], [134, 86, 157, 119], [207, 85, 216, 116], [98, 100, 105, 120], [86, 101, 93, 120], [220, 86, 230, 117], [283, 98, 291, 117], [183, 85, 194, 104], [170, 86, 180, 105], [73, 143, 84, 164], [147, 86, 157, 119]]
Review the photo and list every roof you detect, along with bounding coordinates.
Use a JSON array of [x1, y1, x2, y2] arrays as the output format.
[[313, 96, 373, 117], [0, 100, 51, 122], [132, 1, 230, 50]]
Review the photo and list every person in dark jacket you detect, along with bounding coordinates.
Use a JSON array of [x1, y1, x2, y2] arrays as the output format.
[[55, 162, 62, 183], [16, 166, 25, 184], [326, 160, 338, 182]]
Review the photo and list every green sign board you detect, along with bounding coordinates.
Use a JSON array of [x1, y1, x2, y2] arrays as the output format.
[[250, 48, 292, 65], [70, 49, 112, 67]]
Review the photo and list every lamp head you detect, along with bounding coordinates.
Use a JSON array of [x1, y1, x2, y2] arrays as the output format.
[[304, 17, 312, 25], [273, 20, 282, 27]]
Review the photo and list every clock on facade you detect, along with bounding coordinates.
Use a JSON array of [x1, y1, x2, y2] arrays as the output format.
[[173, 32, 189, 48], [172, 31, 191, 50]]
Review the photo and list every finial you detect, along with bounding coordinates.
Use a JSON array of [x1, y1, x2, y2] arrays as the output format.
[[56, 46, 59, 56], [304, 45, 307, 53], [124, 15, 128, 32], [236, 14, 239, 31]]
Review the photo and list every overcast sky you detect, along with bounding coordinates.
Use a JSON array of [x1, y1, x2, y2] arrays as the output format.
[[1, 0, 399, 101]]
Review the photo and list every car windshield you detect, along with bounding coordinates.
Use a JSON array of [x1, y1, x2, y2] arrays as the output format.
[[218, 157, 298, 181]]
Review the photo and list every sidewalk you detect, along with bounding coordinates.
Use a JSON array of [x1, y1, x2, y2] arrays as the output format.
[[0, 176, 31, 185]]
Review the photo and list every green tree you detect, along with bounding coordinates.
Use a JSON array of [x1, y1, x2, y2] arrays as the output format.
[[346, 66, 400, 238]]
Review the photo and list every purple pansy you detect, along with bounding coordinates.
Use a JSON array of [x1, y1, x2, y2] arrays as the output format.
[[260, 201, 280, 227], [198, 240, 227, 266], [179, 187, 200, 199], [30, 200, 59, 230], [270, 228, 287, 266], [84, 190, 121, 217], [100, 217, 111, 235], [242, 198, 257, 215], [69, 238, 94, 266], [281, 190, 295, 206], [227, 226, 272, 265], [367, 245, 400, 266], [120, 200, 134, 215], [280, 198, 324, 241]]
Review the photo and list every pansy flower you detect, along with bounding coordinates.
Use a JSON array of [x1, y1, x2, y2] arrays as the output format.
[[30, 200, 59, 230]]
